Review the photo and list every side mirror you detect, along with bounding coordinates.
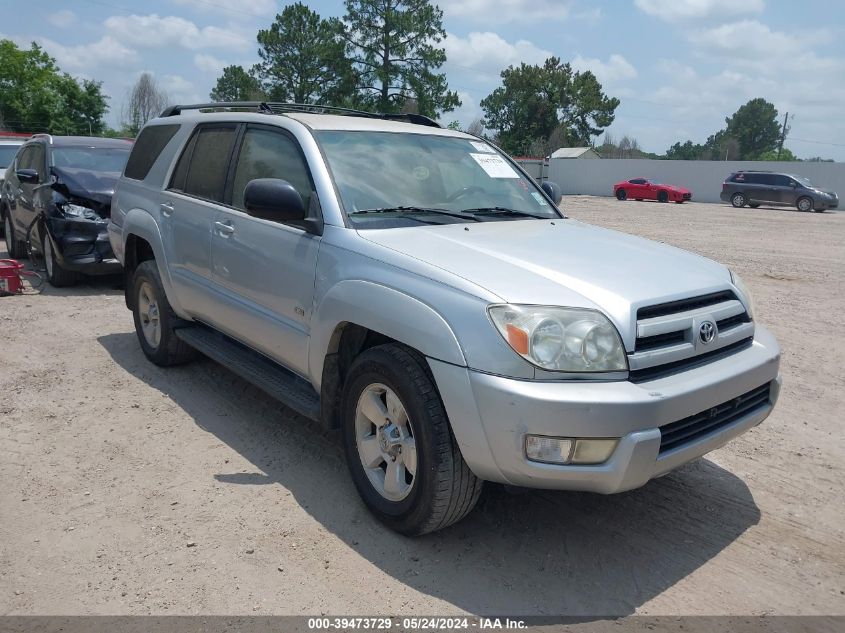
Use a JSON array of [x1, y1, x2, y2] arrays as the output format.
[[541, 181, 562, 205], [16, 168, 38, 184], [243, 178, 306, 223]]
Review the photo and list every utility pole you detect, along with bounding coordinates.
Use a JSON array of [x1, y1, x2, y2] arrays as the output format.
[[777, 112, 790, 160]]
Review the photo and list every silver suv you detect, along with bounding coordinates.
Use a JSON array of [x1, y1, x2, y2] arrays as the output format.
[[109, 103, 781, 535]]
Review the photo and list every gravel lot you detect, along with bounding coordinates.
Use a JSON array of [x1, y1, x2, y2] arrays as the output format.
[[1, 197, 843, 616]]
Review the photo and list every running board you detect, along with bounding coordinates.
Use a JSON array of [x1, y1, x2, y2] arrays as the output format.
[[175, 326, 320, 421]]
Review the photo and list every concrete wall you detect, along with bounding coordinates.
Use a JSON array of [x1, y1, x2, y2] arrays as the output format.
[[547, 159, 844, 203]]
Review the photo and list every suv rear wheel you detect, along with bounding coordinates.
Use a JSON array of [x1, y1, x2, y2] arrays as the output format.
[[132, 261, 197, 366], [341, 344, 482, 535], [731, 192, 747, 208], [796, 196, 813, 212], [4, 214, 27, 259]]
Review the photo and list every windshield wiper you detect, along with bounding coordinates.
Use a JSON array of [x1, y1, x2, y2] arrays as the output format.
[[350, 206, 482, 222], [460, 206, 551, 219]]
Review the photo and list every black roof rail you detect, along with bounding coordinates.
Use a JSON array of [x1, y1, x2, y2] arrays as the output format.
[[159, 101, 442, 128]]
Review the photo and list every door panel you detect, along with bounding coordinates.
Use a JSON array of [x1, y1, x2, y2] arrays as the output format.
[[164, 124, 238, 318], [210, 124, 321, 377]]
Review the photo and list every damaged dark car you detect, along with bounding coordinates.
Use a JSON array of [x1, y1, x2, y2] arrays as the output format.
[[2, 134, 132, 286]]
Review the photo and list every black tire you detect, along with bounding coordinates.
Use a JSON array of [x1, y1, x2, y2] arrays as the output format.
[[635, 198, 643, 201], [341, 343, 482, 535], [657, 190, 669, 203], [131, 260, 197, 366], [731, 192, 747, 208], [748, 203, 760, 208], [42, 233, 79, 287], [4, 213, 27, 259], [796, 196, 813, 212], [616, 188, 627, 201], [0, 205, 5, 238]]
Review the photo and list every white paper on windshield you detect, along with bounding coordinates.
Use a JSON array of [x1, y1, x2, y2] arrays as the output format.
[[469, 141, 496, 153], [469, 153, 520, 178]]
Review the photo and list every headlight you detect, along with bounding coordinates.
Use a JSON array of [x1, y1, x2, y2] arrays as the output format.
[[488, 304, 627, 372], [59, 203, 100, 220], [729, 270, 755, 320]]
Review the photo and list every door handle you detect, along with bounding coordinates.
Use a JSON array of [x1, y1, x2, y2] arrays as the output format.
[[214, 221, 235, 237], [160, 202, 174, 217]]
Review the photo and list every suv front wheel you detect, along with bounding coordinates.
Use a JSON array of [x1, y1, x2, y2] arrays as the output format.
[[796, 196, 814, 212], [341, 344, 482, 535]]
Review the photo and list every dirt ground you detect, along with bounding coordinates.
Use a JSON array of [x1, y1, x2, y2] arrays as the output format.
[[1, 197, 843, 616]]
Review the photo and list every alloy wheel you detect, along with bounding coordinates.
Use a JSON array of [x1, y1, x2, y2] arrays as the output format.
[[354, 383, 418, 502]]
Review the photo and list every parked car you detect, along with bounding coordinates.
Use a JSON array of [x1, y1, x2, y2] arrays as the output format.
[[721, 171, 839, 212], [0, 135, 28, 238], [110, 102, 780, 536], [2, 134, 132, 286], [614, 178, 691, 203]]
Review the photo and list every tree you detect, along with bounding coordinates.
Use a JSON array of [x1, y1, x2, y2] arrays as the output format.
[[757, 147, 797, 161], [341, 0, 459, 117], [724, 98, 782, 160], [0, 39, 109, 135], [480, 57, 619, 155], [254, 3, 353, 105], [210, 65, 264, 102], [122, 73, 168, 137]]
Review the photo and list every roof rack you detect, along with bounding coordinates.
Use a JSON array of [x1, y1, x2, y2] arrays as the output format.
[[159, 101, 442, 129]]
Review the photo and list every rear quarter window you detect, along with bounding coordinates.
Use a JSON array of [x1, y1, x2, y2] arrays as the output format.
[[124, 125, 180, 180]]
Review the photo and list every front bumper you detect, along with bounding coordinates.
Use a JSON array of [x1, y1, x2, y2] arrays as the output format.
[[46, 217, 122, 275], [429, 326, 781, 492]]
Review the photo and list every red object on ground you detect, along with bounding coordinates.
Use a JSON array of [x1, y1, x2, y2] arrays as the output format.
[[0, 259, 28, 294]]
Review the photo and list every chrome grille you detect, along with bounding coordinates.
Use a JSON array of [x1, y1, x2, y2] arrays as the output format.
[[629, 290, 753, 382]]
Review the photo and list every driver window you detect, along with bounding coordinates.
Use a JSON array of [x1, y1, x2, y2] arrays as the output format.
[[231, 127, 313, 212]]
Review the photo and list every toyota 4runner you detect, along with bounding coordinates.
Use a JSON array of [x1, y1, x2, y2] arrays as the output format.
[[109, 102, 781, 535]]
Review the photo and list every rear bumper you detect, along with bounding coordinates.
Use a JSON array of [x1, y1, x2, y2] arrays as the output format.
[[47, 217, 122, 275], [430, 326, 781, 492]]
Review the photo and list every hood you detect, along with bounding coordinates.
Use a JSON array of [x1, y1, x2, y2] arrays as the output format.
[[661, 184, 690, 193], [50, 166, 121, 208], [360, 219, 733, 342]]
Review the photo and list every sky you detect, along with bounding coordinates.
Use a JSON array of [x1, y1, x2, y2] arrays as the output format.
[[3, 0, 845, 160]]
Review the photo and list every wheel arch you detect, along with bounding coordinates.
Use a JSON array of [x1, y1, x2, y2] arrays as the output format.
[[311, 280, 467, 429], [121, 208, 183, 313]]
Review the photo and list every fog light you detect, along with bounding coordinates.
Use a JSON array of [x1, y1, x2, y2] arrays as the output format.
[[571, 439, 618, 464], [525, 435, 573, 464]]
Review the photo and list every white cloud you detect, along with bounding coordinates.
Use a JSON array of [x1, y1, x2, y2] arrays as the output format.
[[160, 74, 204, 105], [572, 54, 638, 84], [443, 0, 575, 23], [47, 10, 76, 29], [104, 14, 252, 52], [634, 0, 764, 23], [37, 35, 139, 71], [194, 53, 226, 74], [443, 31, 552, 80]]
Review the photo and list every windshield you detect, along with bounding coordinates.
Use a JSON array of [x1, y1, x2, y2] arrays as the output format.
[[0, 145, 20, 169], [51, 146, 130, 173], [793, 175, 813, 187], [315, 130, 561, 228]]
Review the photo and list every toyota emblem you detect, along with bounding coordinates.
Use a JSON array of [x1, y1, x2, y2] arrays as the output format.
[[699, 321, 716, 344]]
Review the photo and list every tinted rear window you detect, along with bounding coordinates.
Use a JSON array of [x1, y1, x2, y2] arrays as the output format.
[[124, 125, 179, 180], [169, 125, 237, 203]]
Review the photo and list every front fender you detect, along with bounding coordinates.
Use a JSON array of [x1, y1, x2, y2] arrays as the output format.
[[309, 279, 467, 388], [120, 208, 187, 317]]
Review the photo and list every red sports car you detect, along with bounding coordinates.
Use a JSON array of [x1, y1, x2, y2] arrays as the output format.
[[613, 178, 692, 203]]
